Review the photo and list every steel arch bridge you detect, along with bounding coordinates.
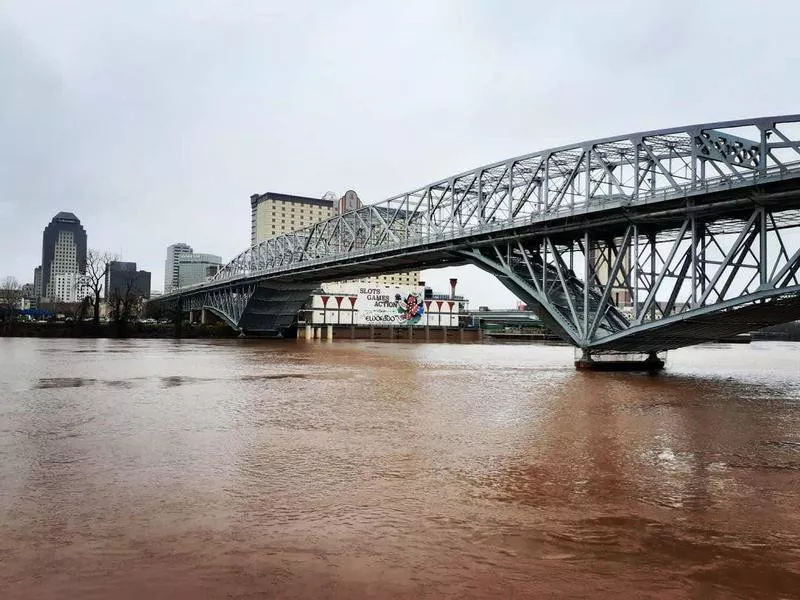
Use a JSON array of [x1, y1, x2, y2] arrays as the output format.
[[152, 114, 800, 353]]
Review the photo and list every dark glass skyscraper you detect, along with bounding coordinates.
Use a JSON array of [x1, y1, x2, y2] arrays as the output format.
[[41, 212, 87, 300], [105, 261, 151, 301]]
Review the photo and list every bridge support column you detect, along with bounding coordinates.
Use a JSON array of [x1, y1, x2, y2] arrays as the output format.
[[369, 326, 374, 340], [200, 309, 208, 325], [174, 298, 183, 339], [305, 324, 312, 341], [575, 350, 665, 372], [326, 324, 333, 340], [408, 326, 413, 341], [188, 310, 195, 324], [425, 326, 430, 341]]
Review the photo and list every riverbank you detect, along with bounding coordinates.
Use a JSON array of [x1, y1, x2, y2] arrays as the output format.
[[0, 322, 237, 339], [3, 320, 800, 342]]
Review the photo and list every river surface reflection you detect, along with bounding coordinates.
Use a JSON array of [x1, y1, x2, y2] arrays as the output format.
[[1, 338, 799, 599]]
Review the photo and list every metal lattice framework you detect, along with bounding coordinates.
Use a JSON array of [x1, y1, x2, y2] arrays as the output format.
[[182, 284, 255, 329], [155, 115, 800, 349], [461, 206, 800, 351]]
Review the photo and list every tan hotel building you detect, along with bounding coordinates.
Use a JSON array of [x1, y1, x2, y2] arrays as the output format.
[[250, 191, 419, 288]]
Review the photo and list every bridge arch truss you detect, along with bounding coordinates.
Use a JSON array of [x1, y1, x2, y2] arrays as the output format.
[[157, 115, 800, 349]]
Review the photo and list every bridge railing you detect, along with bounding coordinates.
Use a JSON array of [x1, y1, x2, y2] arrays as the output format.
[[210, 161, 800, 284]]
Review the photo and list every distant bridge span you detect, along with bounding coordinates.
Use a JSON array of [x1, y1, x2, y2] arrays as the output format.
[[152, 114, 800, 354]]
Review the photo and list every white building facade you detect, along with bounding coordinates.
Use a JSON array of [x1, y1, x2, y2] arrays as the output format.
[[164, 243, 193, 293], [47, 230, 87, 302], [51, 272, 88, 304], [305, 283, 468, 327]]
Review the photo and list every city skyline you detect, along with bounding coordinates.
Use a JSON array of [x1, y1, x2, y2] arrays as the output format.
[[3, 2, 800, 308], [14, 210, 157, 303]]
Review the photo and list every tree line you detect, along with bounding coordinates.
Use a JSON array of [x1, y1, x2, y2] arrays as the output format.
[[1, 249, 147, 331]]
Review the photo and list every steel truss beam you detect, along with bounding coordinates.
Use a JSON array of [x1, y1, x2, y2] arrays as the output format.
[[460, 205, 800, 352], [182, 284, 256, 330], [151, 115, 800, 348]]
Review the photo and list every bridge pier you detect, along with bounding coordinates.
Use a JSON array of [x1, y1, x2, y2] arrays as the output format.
[[326, 324, 333, 341], [575, 350, 664, 372], [305, 324, 312, 341], [174, 298, 183, 338]]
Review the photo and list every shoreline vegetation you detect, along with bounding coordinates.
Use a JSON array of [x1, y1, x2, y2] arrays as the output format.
[[0, 321, 238, 339]]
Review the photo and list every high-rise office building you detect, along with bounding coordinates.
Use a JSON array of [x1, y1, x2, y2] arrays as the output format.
[[250, 192, 333, 245], [164, 243, 193, 293], [105, 261, 151, 300], [33, 266, 42, 299], [41, 212, 87, 302], [176, 253, 222, 288], [51, 273, 88, 304], [592, 247, 633, 306], [249, 191, 419, 288]]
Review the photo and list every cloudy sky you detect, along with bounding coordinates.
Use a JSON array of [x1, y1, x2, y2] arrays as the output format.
[[2, 0, 799, 306]]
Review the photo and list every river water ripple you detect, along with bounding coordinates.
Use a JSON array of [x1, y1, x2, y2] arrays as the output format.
[[1, 338, 799, 598]]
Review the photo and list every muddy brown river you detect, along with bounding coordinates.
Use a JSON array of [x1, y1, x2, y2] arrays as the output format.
[[1, 338, 799, 598]]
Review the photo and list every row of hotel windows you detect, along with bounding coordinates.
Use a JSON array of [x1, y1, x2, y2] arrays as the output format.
[[257, 200, 416, 285]]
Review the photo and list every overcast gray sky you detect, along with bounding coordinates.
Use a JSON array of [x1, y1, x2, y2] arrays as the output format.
[[2, 0, 799, 307]]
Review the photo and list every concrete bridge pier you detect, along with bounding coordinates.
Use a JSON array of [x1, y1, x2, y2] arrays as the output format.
[[574, 349, 665, 372], [305, 324, 312, 340], [174, 298, 183, 338], [326, 324, 333, 340]]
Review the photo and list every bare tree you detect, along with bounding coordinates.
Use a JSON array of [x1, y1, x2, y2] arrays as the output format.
[[84, 249, 116, 326], [109, 274, 145, 334], [0, 276, 22, 331]]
